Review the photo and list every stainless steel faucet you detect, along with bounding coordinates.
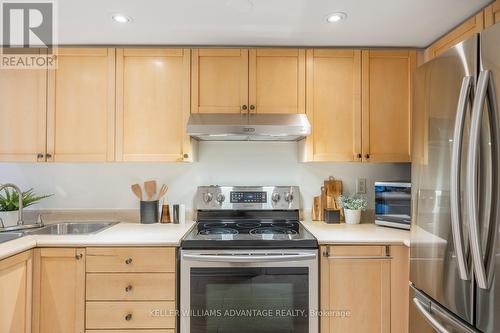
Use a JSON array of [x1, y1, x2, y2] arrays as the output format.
[[0, 183, 24, 225]]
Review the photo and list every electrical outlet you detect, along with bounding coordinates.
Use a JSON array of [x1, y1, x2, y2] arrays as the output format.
[[356, 178, 366, 194]]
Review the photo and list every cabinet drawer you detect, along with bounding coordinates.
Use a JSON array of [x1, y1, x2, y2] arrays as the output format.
[[86, 247, 175, 272], [326, 245, 388, 257], [86, 273, 175, 301], [85, 329, 175, 333], [86, 301, 176, 329]]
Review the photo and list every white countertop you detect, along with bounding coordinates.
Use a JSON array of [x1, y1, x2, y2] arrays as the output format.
[[0, 221, 194, 260], [301, 221, 410, 246]]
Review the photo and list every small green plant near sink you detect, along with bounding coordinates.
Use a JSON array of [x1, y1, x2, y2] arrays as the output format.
[[0, 188, 52, 211], [338, 194, 367, 224]]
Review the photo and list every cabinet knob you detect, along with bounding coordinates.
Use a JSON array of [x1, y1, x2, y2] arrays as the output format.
[[125, 285, 133, 292], [37, 153, 45, 159], [183, 153, 189, 159], [365, 154, 370, 159], [241, 105, 248, 111], [75, 253, 83, 260], [125, 313, 132, 321], [357, 153, 362, 159], [46, 153, 52, 159], [249, 105, 255, 111], [125, 257, 133, 265]]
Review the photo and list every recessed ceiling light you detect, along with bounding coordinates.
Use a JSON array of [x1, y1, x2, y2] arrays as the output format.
[[326, 12, 347, 23], [112, 14, 132, 23]]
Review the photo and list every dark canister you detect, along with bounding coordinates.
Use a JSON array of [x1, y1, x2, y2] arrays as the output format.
[[140, 200, 159, 224]]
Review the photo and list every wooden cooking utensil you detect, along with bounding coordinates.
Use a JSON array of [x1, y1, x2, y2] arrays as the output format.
[[131, 184, 143, 201], [312, 196, 321, 221], [157, 184, 168, 200], [144, 180, 157, 201], [324, 176, 343, 210]]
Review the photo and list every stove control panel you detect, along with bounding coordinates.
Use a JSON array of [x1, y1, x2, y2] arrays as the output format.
[[196, 186, 300, 210]]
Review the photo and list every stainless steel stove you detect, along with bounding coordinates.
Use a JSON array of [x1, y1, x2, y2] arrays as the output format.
[[181, 186, 317, 249], [180, 186, 318, 333]]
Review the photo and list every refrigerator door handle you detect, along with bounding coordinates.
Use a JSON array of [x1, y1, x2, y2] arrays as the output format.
[[467, 70, 500, 290], [450, 75, 473, 281], [412, 297, 451, 333]]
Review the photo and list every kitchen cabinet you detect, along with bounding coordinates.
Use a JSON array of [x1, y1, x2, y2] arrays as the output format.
[[46, 48, 115, 162], [302, 49, 414, 163], [85, 247, 176, 331], [248, 48, 305, 114], [32, 248, 85, 333], [191, 48, 249, 113], [0, 250, 32, 333], [0, 49, 47, 162], [115, 48, 193, 162], [361, 50, 416, 163], [320, 245, 409, 333], [485, 0, 500, 28], [424, 12, 484, 62], [301, 49, 362, 162], [191, 48, 305, 114]]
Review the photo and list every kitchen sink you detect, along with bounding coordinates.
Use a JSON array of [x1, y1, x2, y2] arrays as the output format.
[[0, 232, 24, 244], [28, 221, 119, 235]]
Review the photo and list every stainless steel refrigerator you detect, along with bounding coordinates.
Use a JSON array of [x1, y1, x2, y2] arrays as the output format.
[[410, 22, 500, 333]]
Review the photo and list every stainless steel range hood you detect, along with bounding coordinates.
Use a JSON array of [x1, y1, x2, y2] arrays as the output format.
[[186, 113, 311, 141]]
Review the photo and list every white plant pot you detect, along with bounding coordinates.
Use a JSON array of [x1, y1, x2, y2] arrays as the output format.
[[0, 210, 20, 227], [344, 209, 362, 224]]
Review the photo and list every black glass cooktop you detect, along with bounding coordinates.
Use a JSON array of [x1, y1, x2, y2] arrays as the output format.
[[181, 219, 318, 249]]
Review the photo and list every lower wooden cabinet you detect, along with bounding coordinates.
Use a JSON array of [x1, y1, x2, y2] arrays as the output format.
[[32, 248, 86, 333], [0, 250, 32, 333], [320, 245, 409, 333]]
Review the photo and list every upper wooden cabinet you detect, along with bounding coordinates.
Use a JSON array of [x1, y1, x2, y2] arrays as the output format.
[[0, 51, 47, 162], [485, 0, 500, 28], [302, 49, 414, 163], [424, 12, 484, 62], [32, 248, 85, 333], [191, 48, 306, 114], [47, 48, 115, 162], [249, 48, 305, 114], [115, 48, 193, 162], [191, 48, 249, 113], [0, 250, 32, 333], [302, 49, 362, 162], [362, 50, 416, 163]]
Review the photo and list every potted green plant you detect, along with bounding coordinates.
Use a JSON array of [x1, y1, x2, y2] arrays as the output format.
[[338, 194, 367, 224], [0, 188, 52, 226]]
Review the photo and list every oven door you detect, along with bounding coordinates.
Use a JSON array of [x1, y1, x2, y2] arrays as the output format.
[[180, 249, 318, 333]]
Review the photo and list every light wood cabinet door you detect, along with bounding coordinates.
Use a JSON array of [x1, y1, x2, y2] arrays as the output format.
[[320, 245, 391, 333], [47, 48, 115, 162], [0, 51, 47, 162], [248, 48, 305, 114], [301, 49, 362, 162], [424, 12, 484, 62], [0, 250, 32, 333], [191, 48, 248, 113], [362, 50, 416, 163], [32, 248, 85, 333], [485, 0, 500, 28], [116, 48, 192, 162]]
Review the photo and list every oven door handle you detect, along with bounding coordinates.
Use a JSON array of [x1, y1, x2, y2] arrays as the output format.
[[182, 253, 316, 263]]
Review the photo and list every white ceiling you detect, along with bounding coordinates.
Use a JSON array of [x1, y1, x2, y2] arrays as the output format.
[[58, 0, 491, 47]]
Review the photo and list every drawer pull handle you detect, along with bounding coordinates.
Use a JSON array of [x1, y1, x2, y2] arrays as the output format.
[[75, 253, 83, 260], [125, 257, 133, 265], [125, 313, 132, 321], [125, 285, 133, 292]]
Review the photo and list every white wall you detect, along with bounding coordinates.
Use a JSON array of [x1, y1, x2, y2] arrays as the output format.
[[0, 142, 410, 212]]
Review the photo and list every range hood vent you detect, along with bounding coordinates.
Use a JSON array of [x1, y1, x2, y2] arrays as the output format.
[[186, 113, 311, 141]]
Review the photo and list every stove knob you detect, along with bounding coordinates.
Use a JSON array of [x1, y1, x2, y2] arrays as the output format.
[[216, 193, 225, 204], [271, 193, 281, 202], [284, 192, 294, 202], [203, 192, 213, 203]]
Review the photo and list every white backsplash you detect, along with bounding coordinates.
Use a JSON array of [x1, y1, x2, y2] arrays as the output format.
[[0, 142, 410, 213]]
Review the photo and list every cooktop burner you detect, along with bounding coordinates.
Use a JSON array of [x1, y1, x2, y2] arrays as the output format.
[[199, 228, 238, 235], [249, 227, 298, 235]]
